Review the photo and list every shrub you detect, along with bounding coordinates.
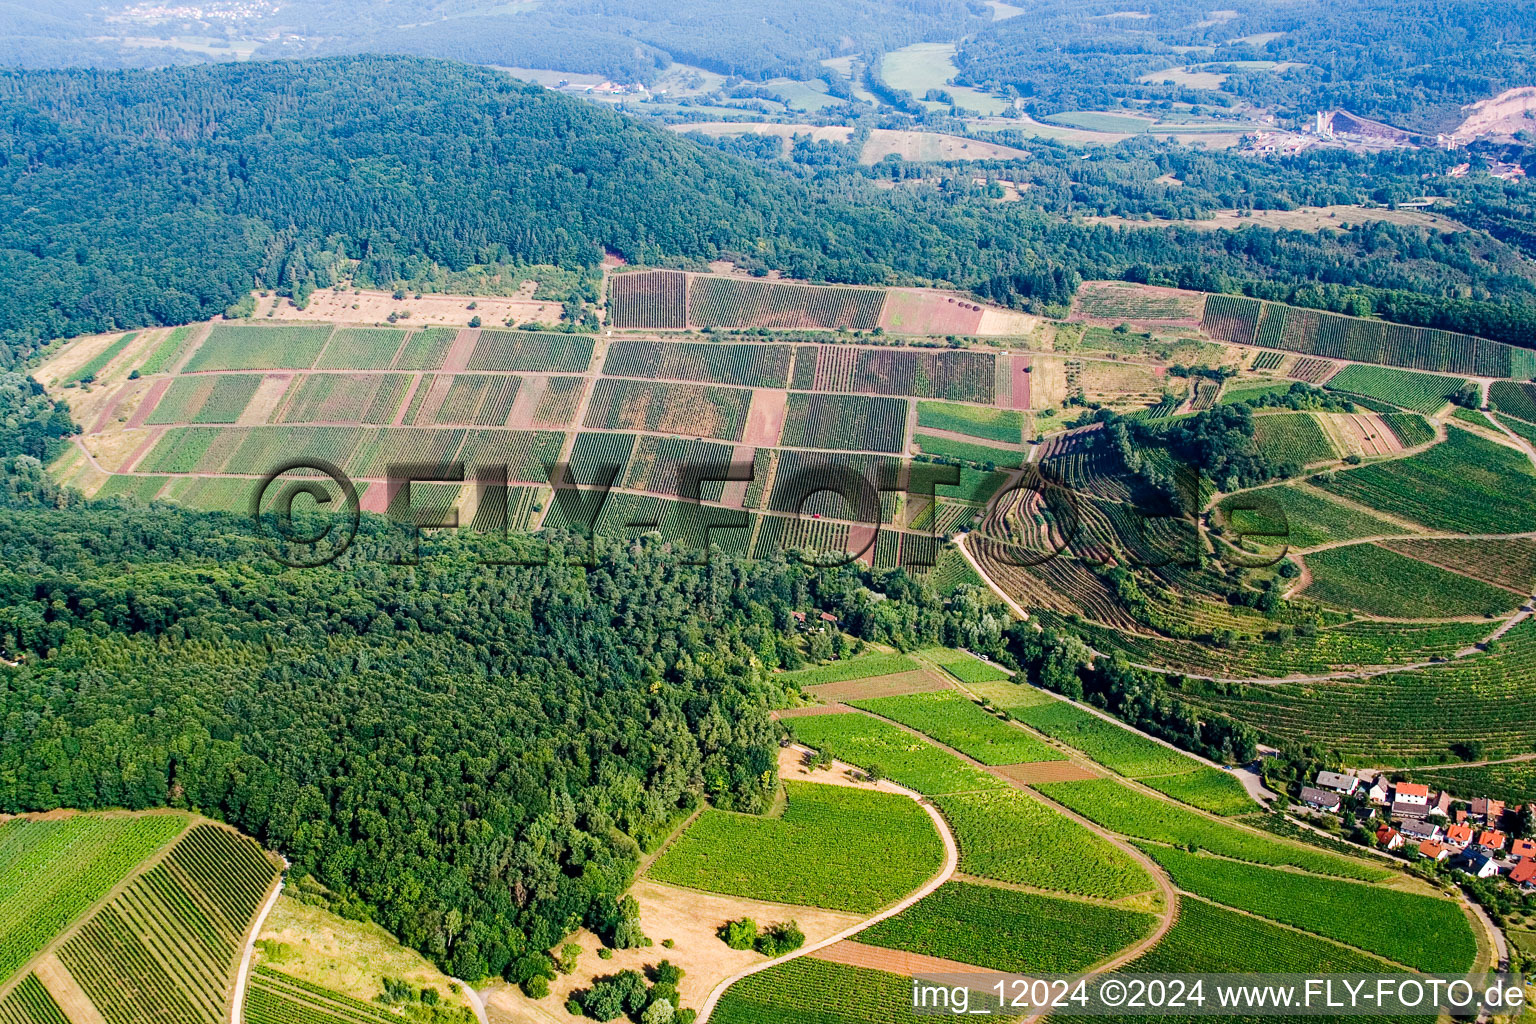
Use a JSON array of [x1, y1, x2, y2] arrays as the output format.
[[720, 917, 757, 950]]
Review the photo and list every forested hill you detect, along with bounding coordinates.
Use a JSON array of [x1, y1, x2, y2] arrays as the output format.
[[5, 54, 1536, 369]]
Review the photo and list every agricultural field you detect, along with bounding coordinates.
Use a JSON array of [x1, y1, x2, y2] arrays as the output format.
[[145, 374, 261, 425], [246, 969, 423, 1024], [646, 781, 943, 912], [914, 433, 1024, 468], [182, 324, 333, 372], [1250, 412, 1338, 466], [916, 401, 1023, 443], [314, 328, 408, 369], [135, 326, 197, 375], [788, 712, 1004, 796], [0, 813, 189, 984], [921, 647, 1009, 683], [1380, 411, 1436, 446], [859, 881, 1156, 973], [1145, 846, 1477, 973], [584, 378, 751, 442], [68, 332, 137, 382], [1416, 761, 1536, 805], [1325, 364, 1470, 414], [711, 957, 941, 1024], [1215, 483, 1398, 550], [1202, 295, 1531, 378], [1311, 427, 1536, 533], [1491, 380, 1536, 423], [392, 327, 461, 370], [780, 393, 906, 452], [776, 652, 920, 687], [464, 330, 593, 372], [1035, 779, 1388, 881], [687, 277, 885, 331], [607, 269, 687, 329], [1383, 537, 1536, 593], [1178, 617, 1536, 763], [808, 347, 995, 402], [848, 690, 1065, 765], [603, 341, 791, 387], [279, 374, 411, 425], [1012, 701, 1254, 815], [1300, 543, 1525, 618], [932, 788, 1152, 899]]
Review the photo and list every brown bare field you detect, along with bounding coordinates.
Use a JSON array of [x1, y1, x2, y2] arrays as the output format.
[[506, 375, 548, 428], [263, 287, 562, 327], [484, 876, 863, 1022], [808, 670, 950, 702], [1324, 412, 1404, 458], [359, 481, 395, 515], [859, 129, 1030, 164], [878, 289, 985, 335], [89, 379, 150, 434], [995, 761, 1100, 784], [1085, 204, 1468, 234], [239, 374, 295, 425], [1029, 356, 1071, 410], [124, 378, 172, 430], [811, 939, 992, 978], [720, 444, 755, 507], [743, 388, 789, 446], [93, 427, 161, 473], [1010, 354, 1032, 411], [1081, 361, 1167, 407], [849, 522, 879, 565], [441, 328, 481, 373]]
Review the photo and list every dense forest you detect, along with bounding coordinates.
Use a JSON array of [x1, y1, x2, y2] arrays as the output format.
[[5, 56, 1536, 370]]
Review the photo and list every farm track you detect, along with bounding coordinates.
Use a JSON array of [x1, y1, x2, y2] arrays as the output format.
[[693, 747, 960, 1024], [231, 877, 284, 1024]]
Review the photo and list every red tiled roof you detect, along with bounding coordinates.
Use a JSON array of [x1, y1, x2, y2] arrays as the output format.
[[1446, 824, 1473, 843], [1511, 839, 1536, 859], [1479, 830, 1507, 850], [1512, 860, 1536, 885], [1396, 783, 1429, 798]]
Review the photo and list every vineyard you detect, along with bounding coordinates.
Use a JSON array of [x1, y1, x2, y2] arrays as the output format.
[[1491, 380, 1536, 423], [1074, 282, 1204, 322], [70, 332, 137, 383], [915, 401, 1022, 442], [859, 880, 1156, 973], [687, 277, 886, 330], [1146, 846, 1477, 973], [787, 712, 1004, 796], [464, 330, 593, 373], [711, 958, 939, 1024], [146, 374, 262, 425], [583, 379, 752, 441], [1216, 483, 1397, 550], [606, 269, 687, 329], [458, 430, 563, 482], [182, 325, 333, 372], [646, 781, 943, 912], [135, 326, 197, 375], [931, 788, 1151, 899], [1416, 761, 1536, 805], [392, 328, 461, 371], [0, 975, 68, 1024], [1383, 537, 1536, 594], [530, 376, 586, 427], [1380, 411, 1435, 446], [776, 652, 920, 687], [1288, 356, 1337, 383], [1035, 779, 1389, 880], [279, 374, 411, 425], [246, 968, 414, 1024], [1249, 412, 1338, 466], [315, 328, 408, 370], [0, 813, 189, 984], [623, 435, 738, 500], [1325, 364, 1470, 414], [922, 647, 1009, 684], [1201, 295, 1531, 377], [914, 434, 1023, 468], [848, 691, 1065, 765], [424, 375, 522, 426], [780, 393, 906, 453], [1249, 350, 1284, 371], [808, 347, 995, 402], [1311, 427, 1536, 533], [1301, 542, 1524, 618], [603, 341, 792, 387], [766, 449, 900, 521]]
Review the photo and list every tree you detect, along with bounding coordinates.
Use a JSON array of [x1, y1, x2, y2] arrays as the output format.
[[719, 918, 757, 950]]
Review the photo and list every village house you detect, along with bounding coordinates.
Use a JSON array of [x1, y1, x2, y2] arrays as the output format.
[[1392, 783, 1431, 819], [1376, 825, 1403, 851], [1471, 797, 1505, 824], [1419, 840, 1451, 862], [1452, 846, 1501, 879], [1511, 860, 1536, 889], [1367, 777, 1392, 805], [1478, 830, 1507, 852], [1316, 771, 1359, 795], [1511, 838, 1536, 859], [1400, 819, 1441, 843], [1445, 823, 1473, 847], [1300, 786, 1342, 812]]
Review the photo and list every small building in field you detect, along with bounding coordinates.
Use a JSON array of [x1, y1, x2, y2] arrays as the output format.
[[1400, 819, 1442, 843], [1393, 783, 1431, 819], [1478, 830, 1507, 851], [1418, 840, 1450, 862], [1300, 786, 1342, 812], [1376, 826, 1403, 851], [1511, 860, 1536, 889], [1316, 771, 1359, 795], [1445, 823, 1473, 847]]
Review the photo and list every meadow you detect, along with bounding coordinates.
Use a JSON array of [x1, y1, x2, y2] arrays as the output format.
[[859, 881, 1156, 972], [849, 691, 1065, 765], [1145, 846, 1477, 973], [916, 401, 1023, 442], [646, 781, 943, 912], [776, 652, 920, 687], [921, 647, 1009, 683]]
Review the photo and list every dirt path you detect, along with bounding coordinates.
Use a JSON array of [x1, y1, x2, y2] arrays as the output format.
[[955, 532, 1030, 620], [693, 747, 960, 1024], [810, 939, 992, 978], [232, 878, 285, 1024]]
